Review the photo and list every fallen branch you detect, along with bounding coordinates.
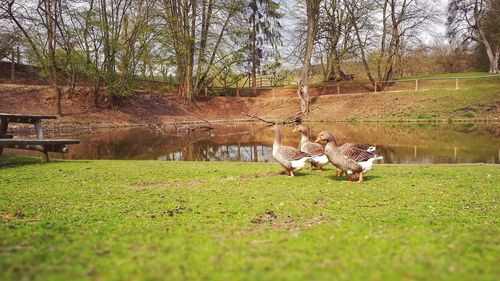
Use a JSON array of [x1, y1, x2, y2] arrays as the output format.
[[241, 112, 276, 124], [241, 112, 302, 125], [175, 124, 214, 133]]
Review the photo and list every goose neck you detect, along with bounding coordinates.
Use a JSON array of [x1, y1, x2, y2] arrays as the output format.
[[300, 132, 309, 145], [273, 129, 281, 147]]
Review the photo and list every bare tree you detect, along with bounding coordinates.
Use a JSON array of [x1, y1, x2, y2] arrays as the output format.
[[318, 0, 356, 82], [2, 0, 64, 115], [298, 0, 320, 115], [447, 0, 499, 73], [162, 0, 246, 101], [348, 0, 437, 89]]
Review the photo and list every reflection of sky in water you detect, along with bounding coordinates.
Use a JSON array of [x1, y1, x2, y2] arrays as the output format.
[[4, 123, 500, 164], [157, 145, 273, 162], [152, 143, 498, 164]]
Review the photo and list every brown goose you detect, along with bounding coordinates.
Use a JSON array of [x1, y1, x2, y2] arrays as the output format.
[[315, 131, 383, 182], [320, 131, 377, 177], [271, 126, 312, 177], [292, 125, 329, 170]]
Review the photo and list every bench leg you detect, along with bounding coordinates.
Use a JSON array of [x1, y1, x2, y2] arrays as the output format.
[[41, 151, 49, 163], [0, 119, 8, 156], [34, 120, 44, 138]]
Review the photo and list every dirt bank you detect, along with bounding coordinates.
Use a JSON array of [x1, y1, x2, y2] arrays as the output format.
[[0, 82, 498, 130]]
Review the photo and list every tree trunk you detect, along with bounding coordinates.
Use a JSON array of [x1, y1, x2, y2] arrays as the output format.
[[251, 0, 257, 96], [46, 0, 62, 116], [93, 77, 101, 109], [298, 0, 320, 115], [487, 46, 499, 74], [10, 51, 15, 80]]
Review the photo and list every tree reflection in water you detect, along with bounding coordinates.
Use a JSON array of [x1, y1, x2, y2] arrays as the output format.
[[4, 122, 499, 164]]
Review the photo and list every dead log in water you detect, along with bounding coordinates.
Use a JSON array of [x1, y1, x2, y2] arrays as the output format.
[[241, 112, 301, 125]]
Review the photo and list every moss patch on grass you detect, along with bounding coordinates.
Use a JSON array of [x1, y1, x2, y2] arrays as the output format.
[[1, 156, 498, 280]]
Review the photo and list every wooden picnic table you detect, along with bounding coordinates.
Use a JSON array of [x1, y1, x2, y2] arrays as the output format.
[[0, 113, 80, 162]]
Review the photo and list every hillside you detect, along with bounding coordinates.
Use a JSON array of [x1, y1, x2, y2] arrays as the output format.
[[0, 76, 499, 129]]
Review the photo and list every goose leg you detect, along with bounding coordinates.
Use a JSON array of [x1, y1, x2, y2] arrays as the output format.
[[289, 170, 294, 177], [357, 172, 364, 183], [336, 169, 341, 177]]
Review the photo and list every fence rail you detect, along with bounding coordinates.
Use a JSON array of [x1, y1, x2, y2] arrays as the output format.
[[374, 74, 500, 93], [205, 74, 500, 97]]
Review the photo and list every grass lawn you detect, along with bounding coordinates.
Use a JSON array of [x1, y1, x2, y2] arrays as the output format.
[[396, 72, 498, 79], [1, 156, 498, 280]]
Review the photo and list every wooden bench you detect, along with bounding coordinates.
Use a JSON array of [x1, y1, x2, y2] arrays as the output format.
[[0, 113, 80, 162]]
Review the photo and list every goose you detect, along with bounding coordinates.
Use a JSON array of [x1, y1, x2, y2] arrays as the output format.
[[292, 125, 329, 170], [271, 125, 312, 177], [321, 132, 377, 177], [315, 131, 383, 182]]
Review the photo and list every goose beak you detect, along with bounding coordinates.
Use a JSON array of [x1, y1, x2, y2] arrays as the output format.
[[292, 128, 298, 132], [314, 137, 321, 143]]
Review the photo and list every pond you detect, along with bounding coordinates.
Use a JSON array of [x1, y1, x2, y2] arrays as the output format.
[[4, 122, 500, 164]]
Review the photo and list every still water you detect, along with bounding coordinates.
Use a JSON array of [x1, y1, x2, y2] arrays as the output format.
[[4, 122, 500, 164]]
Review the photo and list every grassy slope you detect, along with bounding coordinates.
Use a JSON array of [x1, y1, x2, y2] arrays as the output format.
[[1, 156, 498, 281], [396, 72, 498, 79], [307, 77, 500, 121]]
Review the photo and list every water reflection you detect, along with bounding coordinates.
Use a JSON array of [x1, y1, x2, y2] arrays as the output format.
[[157, 142, 272, 162], [4, 122, 500, 164]]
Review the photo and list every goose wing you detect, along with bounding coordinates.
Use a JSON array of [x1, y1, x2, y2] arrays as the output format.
[[352, 143, 374, 151], [338, 144, 375, 162], [280, 145, 311, 160], [302, 141, 325, 156], [339, 143, 374, 152]]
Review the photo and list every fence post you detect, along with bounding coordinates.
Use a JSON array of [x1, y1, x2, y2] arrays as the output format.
[[10, 51, 15, 80], [415, 79, 419, 91], [374, 82, 377, 93], [204, 87, 208, 96], [455, 78, 459, 90], [337, 84, 340, 95]]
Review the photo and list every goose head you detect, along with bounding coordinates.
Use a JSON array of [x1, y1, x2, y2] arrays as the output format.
[[292, 125, 308, 134], [269, 125, 279, 132], [315, 131, 336, 144]]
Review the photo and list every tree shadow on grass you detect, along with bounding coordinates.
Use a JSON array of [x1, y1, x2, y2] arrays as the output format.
[[0, 156, 91, 170], [0, 155, 42, 169]]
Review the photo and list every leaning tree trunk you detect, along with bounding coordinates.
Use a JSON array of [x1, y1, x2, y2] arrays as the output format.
[[489, 46, 499, 74], [298, 20, 315, 114], [46, 0, 62, 116], [298, 0, 320, 115], [478, 27, 499, 74]]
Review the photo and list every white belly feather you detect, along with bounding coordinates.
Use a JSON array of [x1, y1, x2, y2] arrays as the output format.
[[358, 156, 384, 173], [312, 155, 329, 166], [290, 157, 311, 171]]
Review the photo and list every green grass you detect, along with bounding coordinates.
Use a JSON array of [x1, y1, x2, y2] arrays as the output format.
[[1, 156, 499, 281], [378, 78, 500, 121], [396, 72, 498, 80]]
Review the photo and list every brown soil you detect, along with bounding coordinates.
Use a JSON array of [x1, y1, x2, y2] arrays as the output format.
[[0, 83, 303, 127], [0, 82, 498, 129]]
